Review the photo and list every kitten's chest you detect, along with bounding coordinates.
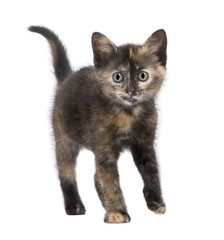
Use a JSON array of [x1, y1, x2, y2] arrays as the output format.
[[89, 104, 157, 151], [115, 112, 134, 133], [105, 106, 144, 137]]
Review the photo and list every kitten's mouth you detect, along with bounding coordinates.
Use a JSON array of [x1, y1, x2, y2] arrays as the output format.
[[123, 96, 137, 103]]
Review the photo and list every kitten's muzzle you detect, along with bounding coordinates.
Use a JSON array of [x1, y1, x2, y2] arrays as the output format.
[[123, 96, 137, 103], [123, 90, 137, 103], [126, 90, 136, 97]]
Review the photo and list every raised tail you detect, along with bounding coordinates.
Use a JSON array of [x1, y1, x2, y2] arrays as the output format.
[[28, 26, 72, 83]]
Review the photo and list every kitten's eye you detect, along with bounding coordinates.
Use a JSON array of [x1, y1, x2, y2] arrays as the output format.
[[138, 71, 149, 82], [113, 72, 124, 83]]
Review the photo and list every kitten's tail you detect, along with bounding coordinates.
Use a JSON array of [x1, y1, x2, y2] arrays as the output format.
[[28, 26, 72, 83]]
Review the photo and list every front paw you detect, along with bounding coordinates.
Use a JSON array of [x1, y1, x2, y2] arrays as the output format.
[[147, 201, 166, 214], [104, 212, 131, 224]]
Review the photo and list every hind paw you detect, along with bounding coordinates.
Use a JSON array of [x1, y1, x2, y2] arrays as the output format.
[[65, 204, 86, 215]]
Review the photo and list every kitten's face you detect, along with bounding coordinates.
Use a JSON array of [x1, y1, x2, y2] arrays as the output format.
[[92, 30, 167, 106]]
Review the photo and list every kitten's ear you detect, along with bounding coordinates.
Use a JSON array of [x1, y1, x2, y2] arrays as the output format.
[[92, 32, 117, 67], [143, 29, 167, 66]]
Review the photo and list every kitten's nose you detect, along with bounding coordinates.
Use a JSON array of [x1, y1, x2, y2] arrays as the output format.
[[126, 89, 136, 97]]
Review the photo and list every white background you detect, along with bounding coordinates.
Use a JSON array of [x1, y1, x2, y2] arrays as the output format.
[[1, 0, 224, 239]]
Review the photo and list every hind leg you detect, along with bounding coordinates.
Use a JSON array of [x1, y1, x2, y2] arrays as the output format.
[[56, 138, 85, 215]]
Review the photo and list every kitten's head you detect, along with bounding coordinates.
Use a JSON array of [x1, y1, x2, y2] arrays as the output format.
[[92, 29, 167, 106]]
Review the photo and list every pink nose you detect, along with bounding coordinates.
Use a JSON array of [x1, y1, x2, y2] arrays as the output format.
[[126, 90, 136, 97]]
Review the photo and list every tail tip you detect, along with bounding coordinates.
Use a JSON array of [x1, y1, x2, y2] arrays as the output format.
[[28, 25, 45, 33], [28, 25, 37, 32]]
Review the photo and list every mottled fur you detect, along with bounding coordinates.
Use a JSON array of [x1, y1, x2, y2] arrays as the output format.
[[29, 26, 167, 223]]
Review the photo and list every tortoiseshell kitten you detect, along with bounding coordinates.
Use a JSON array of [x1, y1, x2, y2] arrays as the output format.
[[29, 26, 167, 223]]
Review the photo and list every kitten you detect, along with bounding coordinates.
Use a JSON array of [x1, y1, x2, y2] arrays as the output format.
[[29, 26, 167, 223]]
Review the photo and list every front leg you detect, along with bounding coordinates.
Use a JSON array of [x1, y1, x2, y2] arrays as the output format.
[[94, 153, 130, 223], [131, 144, 166, 214]]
